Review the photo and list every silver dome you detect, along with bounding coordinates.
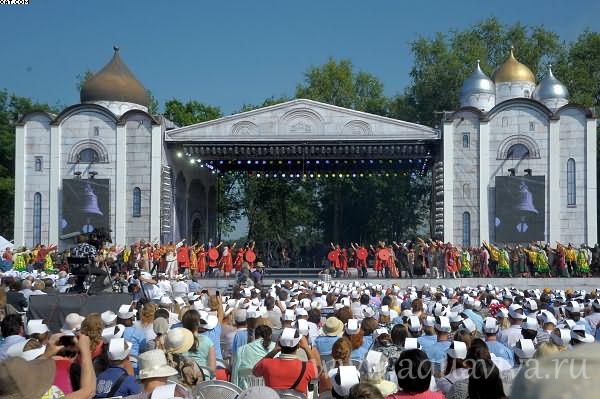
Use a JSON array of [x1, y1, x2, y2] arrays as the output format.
[[533, 66, 569, 101], [461, 60, 495, 97]]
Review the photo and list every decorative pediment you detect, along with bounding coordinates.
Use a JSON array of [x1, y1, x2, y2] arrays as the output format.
[[165, 99, 438, 142]]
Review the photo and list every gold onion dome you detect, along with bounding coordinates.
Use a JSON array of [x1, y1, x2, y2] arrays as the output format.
[[80, 46, 149, 107], [491, 47, 535, 83]]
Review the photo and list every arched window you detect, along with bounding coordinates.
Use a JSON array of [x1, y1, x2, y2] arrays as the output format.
[[567, 158, 576, 206], [78, 148, 99, 163], [506, 144, 530, 159], [133, 187, 141, 217], [33, 192, 41, 245], [35, 156, 42, 172], [462, 133, 470, 149], [462, 212, 471, 247]]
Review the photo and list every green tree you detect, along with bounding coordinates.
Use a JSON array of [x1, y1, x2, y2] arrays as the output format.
[[164, 99, 221, 126], [236, 96, 290, 114], [404, 17, 565, 126], [296, 58, 387, 115]]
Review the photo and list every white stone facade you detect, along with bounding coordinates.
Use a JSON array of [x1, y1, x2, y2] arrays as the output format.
[[14, 104, 164, 249], [443, 100, 597, 246]]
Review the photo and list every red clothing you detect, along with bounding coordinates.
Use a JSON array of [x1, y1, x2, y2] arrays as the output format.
[[53, 358, 75, 394], [253, 357, 318, 395], [177, 246, 190, 268], [197, 250, 207, 273], [386, 391, 445, 399]]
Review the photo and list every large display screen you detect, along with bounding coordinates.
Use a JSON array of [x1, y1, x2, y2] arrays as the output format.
[[61, 179, 110, 237], [494, 176, 545, 243]]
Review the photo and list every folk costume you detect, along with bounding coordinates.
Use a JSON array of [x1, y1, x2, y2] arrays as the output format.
[[576, 246, 591, 276], [459, 249, 471, 277], [196, 246, 207, 276]]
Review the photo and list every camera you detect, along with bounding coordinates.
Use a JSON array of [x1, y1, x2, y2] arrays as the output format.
[[59, 335, 76, 347]]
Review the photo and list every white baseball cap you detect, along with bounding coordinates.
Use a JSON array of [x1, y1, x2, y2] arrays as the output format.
[[447, 341, 467, 359], [280, 328, 301, 347], [108, 338, 131, 361]]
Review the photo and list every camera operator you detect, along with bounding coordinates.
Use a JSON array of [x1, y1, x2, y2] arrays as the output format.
[[128, 271, 164, 305]]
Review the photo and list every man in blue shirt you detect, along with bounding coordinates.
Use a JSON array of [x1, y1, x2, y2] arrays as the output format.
[[96, 338, 141, 398], [117, 305, 146, 374], [483, 317, 515, 365], [423, 315, 452, 376]]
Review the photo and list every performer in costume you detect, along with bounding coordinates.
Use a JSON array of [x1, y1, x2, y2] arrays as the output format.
[[245, 240, 256, 269], [219, 242, 236, 277], [496, 246, 512, 277], [459, 248, 471, 277], [189, 244, 198, 274], [234, 247, 245, 272], [207, 241, 222, 278], [445, 243, 458, 279], [576, 244, 592, 277], [340, 247, 349, 277], [388, 245, 399, 278], [565, 243, 577, 277], [479, 245, 492, 277], [370, 242, 385, 278], [176, 241, 190, 276], [329, 243, 342, 277], [351, 242, 368, 278], [482, 241, 498, 277], [196, 245, 207, 277], [553, 243, 568, 277], [514, 245, 529, 277], [164, 242, 177, 279]]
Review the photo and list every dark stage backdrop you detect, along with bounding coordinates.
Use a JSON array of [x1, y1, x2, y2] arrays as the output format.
[[61, 178, 110, 236], [28, 293, 132, 332], [495, 175, 545, 243]]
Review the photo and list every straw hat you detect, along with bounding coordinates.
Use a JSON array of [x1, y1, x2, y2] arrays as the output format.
[[323, 317, 344, 337], [165, 327, 194, 354], [137, 350, 178, 380], [0, 357, 56, 399]]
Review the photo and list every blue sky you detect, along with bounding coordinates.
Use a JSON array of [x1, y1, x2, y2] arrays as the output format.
[[1, 0, 598, 115]]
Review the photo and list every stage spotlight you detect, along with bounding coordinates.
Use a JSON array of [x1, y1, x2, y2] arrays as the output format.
[[524, 168, 532, 176], [508, 168, 516, 176]]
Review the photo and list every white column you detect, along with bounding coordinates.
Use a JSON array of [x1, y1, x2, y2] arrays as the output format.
[[443, 120, 454, 243], [586, 118, 598, 244], [114, 124, 127, 245], [13, 124, 26, 246], [48, 125, 61, 245], [548, 120, 560, 242], [479, 121, 490, 243], [150, 124, 162, 242]]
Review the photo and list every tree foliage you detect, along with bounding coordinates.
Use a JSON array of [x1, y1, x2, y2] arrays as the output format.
[[401, 17, 565, 126], [164, 99, 221, 126]]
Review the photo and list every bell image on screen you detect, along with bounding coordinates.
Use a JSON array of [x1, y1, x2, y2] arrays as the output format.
[[495, 176, 545, 242], [61, 179, 110, 237]]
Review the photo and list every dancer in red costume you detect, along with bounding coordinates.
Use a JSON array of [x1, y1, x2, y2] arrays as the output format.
[[234, 247, 245, 272], [245, 240, 257, 268], [328, 243, 342, 277], [340, 248, 349, 277], [176, 241, 190, 276], [351, 243, 368, 278], [219, 242, 236, 277], [196, 245, 207, 277]]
